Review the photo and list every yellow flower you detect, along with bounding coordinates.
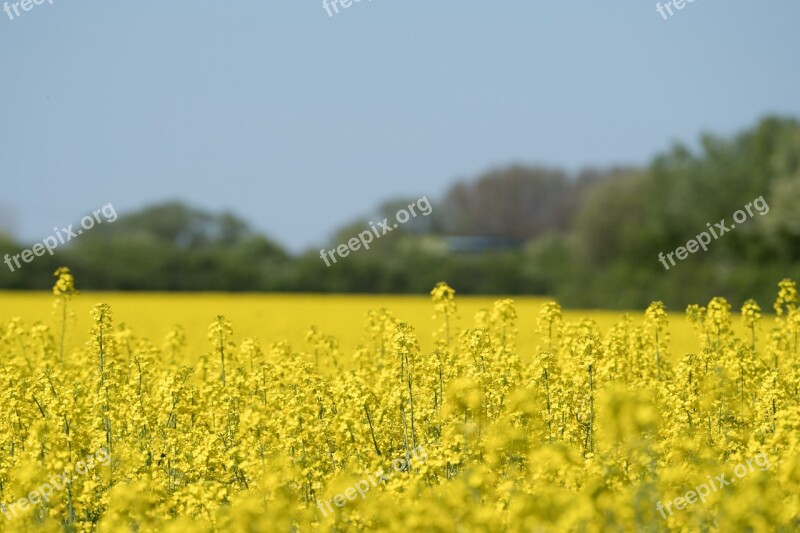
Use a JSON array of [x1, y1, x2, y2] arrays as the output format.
[[775, 278, 798, 316], [741, 299, 762, 328], [52, 266, 78, 297]]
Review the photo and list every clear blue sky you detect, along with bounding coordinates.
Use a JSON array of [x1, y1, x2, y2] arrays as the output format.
[[2, 0, 799, 252]]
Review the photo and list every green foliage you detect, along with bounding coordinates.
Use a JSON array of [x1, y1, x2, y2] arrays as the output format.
[[567, 116, 800, 308]]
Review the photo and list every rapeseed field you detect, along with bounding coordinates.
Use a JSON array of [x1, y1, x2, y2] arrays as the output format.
[[0, 269, 798, 532]]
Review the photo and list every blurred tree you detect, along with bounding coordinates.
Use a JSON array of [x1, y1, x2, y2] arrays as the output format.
[[439, 166, 571, 239], [89, 201, 268, 250], [437, 165, 623, 240], [762, 174, 800, 260]]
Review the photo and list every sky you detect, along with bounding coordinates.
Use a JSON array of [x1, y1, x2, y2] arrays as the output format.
[[2, 0, 799, 253]]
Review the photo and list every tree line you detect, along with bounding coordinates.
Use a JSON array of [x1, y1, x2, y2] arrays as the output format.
[[1, 116, 798, 309]]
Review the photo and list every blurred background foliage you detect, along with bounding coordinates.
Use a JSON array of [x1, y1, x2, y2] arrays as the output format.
[[1, 116, 798, 309]]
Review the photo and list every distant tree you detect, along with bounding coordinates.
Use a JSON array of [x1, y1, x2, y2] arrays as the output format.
[[89, 201, 268, 250], [437, 166, 623, 240], [762, 174, 800, 260], [70, 201, 289, 291]]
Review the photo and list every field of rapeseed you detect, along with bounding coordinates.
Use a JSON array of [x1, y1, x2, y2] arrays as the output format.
[[0, 269, 799, 532]]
